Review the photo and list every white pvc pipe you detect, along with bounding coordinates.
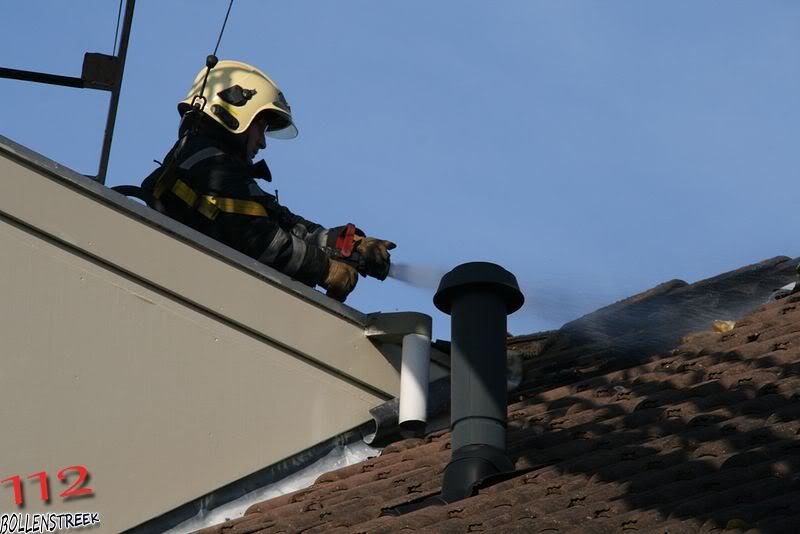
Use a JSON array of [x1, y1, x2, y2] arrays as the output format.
[[399, 333, 431, 428]]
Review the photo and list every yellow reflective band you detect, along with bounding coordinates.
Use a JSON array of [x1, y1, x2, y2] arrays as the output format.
[[152, 166, 174, 199], [169, 179, 268, 220], [152, 157, 184, 200], [205, 196, 268, 217], [153, 178, 167, 199], [171, 179, 198, 206], [196, 200, 220, 221]]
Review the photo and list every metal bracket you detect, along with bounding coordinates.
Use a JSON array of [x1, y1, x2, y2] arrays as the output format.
[[0, 0, 135, 184], [81, 53, 119, 90]]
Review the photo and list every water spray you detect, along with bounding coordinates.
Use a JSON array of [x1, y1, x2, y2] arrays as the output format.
[[389, 261, 621, 331], [388, 262, 448, 290]]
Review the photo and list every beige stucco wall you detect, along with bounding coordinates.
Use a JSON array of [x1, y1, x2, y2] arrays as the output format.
[[0, 141, 422, 532]]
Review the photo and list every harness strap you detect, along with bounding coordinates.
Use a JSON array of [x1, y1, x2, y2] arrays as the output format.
[[170, 178, 268, 220], [151, 136, 203, 200], [153, 144, 266, 220], [153, 144, 225, 200]]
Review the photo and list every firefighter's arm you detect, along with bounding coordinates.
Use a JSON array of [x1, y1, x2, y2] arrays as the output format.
[[213, 212, 329, 287]]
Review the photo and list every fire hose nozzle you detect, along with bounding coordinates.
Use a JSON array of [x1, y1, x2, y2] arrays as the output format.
[[331, 249, 390, 281], [331, 223, 391, 281]]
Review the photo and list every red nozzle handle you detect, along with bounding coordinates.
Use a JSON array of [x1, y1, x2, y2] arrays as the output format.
[[335, 223, 357, 257]]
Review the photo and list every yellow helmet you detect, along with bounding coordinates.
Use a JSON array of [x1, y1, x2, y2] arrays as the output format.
[[177, 60, 298, 139]]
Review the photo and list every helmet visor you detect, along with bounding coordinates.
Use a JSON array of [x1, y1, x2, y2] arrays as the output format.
[[266, 122, 298, 139], [264, 91, 298, 139], [262, 109, 298, 139]]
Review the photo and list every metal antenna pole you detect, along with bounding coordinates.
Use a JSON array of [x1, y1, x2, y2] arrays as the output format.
[[96, 0, 135, 185]]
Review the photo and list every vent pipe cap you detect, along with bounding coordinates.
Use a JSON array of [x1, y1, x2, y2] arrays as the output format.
[[434, 262, 524, 315]]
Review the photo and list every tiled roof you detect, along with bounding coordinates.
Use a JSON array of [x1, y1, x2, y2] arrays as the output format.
[[196, 264, 800, 533]]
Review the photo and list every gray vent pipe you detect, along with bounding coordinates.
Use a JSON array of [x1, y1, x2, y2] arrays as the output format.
[[433, 262, 524, 502]]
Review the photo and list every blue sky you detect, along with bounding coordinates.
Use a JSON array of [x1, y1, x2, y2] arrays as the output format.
[[3, 1, 799, 338]]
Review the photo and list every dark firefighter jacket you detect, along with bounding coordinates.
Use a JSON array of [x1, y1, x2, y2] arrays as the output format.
[[141, 130, 333, 287]]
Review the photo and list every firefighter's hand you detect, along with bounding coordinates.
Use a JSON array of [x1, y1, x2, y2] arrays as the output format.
[[322, 260, 358, 302], [355, 237, 396, 277]]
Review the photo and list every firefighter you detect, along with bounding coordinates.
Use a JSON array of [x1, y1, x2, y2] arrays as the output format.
[[141, 60, 394, 302]]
